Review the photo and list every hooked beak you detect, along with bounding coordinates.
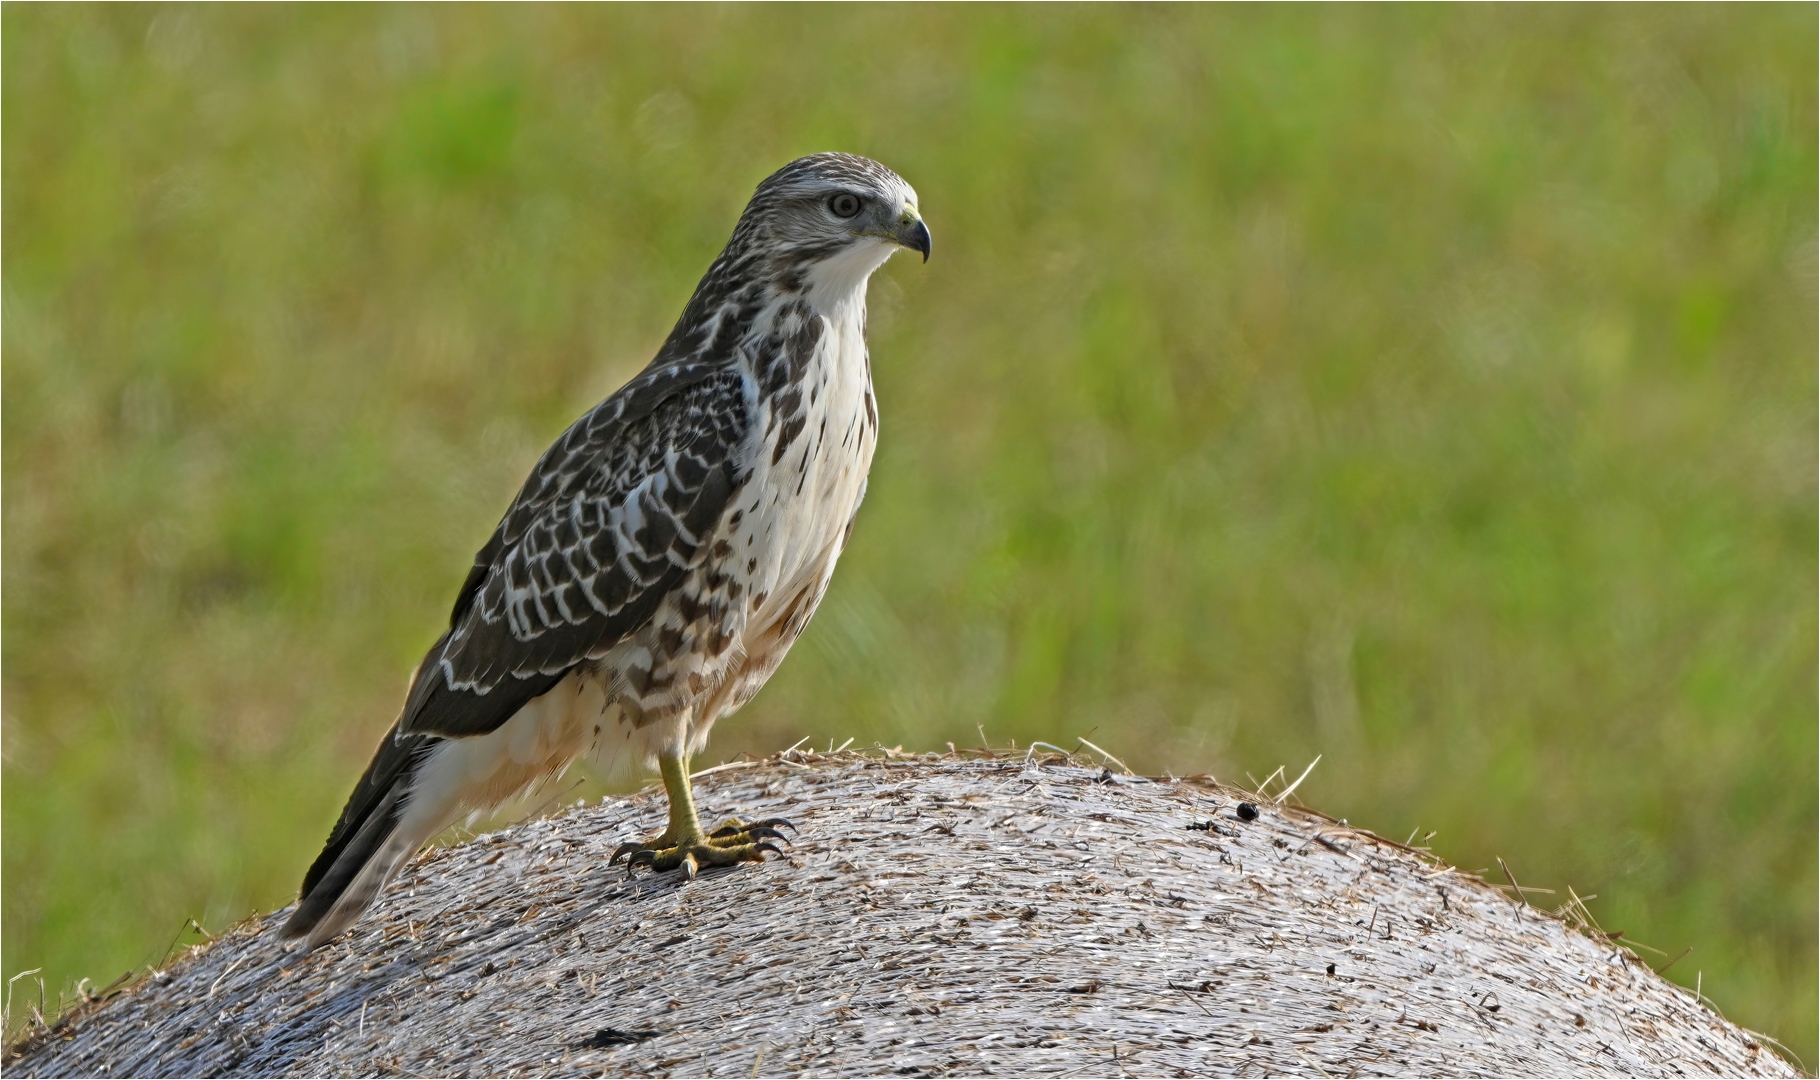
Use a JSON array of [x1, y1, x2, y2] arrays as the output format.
[[897, 215, 932, 263]]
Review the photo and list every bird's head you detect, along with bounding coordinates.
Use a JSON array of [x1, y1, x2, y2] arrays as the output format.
[[736, 153, 930, 301]]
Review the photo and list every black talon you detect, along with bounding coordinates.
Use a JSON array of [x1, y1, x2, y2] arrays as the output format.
[[626, 849, 658, 870], [610, 842, 648, 866], [752, 817, 796, 833], [746, 826, 790, 844], [754, 842, 783, 859]]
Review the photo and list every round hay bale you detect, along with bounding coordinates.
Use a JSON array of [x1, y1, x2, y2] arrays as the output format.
[[6, 753, 1794, 1078]]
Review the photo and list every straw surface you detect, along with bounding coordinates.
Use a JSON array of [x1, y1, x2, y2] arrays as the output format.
[[8, 753, 1794, 1078]]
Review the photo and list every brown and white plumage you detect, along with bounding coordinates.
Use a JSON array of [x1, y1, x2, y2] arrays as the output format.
[[283, 153, 929, 948]]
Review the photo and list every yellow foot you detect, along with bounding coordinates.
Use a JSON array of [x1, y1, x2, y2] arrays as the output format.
[[609, 818, 793, 879]]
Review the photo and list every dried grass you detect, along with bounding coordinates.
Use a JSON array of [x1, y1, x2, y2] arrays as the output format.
[[6, 750, 1796, 1078]]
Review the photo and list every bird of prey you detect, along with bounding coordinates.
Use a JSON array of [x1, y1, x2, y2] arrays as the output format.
[[282, 153, 930, 949]]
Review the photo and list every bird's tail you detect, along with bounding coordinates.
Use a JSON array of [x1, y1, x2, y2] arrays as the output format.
[[281, 726, 442, 950]]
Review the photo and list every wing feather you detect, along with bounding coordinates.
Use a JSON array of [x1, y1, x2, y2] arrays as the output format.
[[398, 361, 749, 739]]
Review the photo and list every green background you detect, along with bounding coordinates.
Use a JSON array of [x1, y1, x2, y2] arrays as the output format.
[[5, 4, 1814, 1063]]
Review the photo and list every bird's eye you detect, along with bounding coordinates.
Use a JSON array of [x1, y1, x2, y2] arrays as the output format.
[[829, 193, 862, 219]]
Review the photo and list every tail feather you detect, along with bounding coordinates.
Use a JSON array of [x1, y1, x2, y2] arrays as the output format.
[[282, 728, 436, 946], [284, 674, 595, 947]]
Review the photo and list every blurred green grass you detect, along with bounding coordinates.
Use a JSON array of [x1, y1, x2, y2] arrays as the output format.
[[4, 3, 1813, 1061]]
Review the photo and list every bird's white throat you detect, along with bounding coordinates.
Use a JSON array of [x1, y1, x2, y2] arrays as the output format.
[[805, 237, 898, 322]]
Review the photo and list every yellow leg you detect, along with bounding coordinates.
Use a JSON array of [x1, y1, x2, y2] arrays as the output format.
[[609, 751, 792, 877], [660, 751, 705, 845]]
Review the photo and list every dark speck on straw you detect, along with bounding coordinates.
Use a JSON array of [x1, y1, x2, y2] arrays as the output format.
[[575, 1027, 661, 1049]]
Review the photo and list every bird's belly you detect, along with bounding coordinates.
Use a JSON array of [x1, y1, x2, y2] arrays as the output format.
[[686, 332, 877, 727], [738, 401, 874, 632]]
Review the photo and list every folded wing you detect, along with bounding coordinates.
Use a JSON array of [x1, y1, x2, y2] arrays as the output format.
[[405, 359, 750, 738]]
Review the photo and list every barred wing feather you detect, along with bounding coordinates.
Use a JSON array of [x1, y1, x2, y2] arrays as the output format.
[[400, 362, 749, 739]]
